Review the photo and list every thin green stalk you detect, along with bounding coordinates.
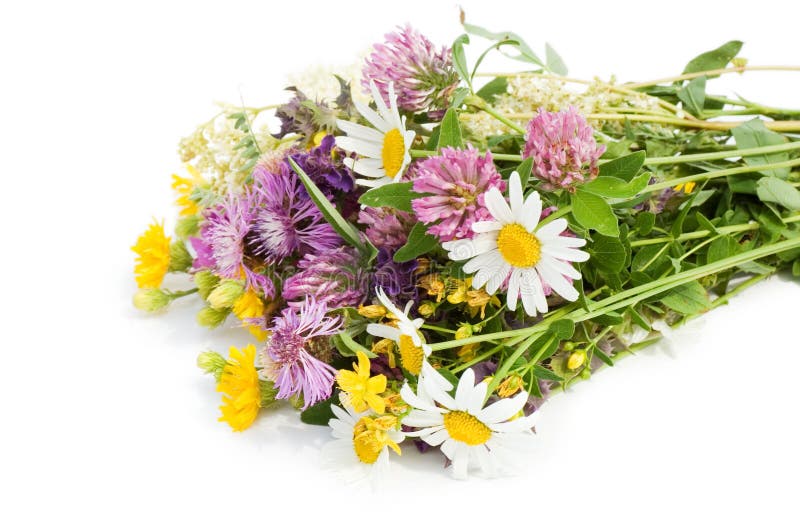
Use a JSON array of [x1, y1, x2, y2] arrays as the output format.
[[644, 140, 800, 165], [644, 157, 800, 193]]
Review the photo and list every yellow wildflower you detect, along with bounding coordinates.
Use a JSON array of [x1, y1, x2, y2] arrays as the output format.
[[674, 181, 696, 194], [233, 290, 268, 342], [447, 278, 469, 304], [217, 345, 261, 431], [171, 165, 207, 216], [357, 304, 387, 319], [497, 374, 525, 398], [336, 352, 387, 414], [352, 415, 402, 464], [457, 343, 479, 361], [418, 273, 446, 302], [131, 221, 171, 288], [466, 288, 501, 319], [383, 392, 409, 416]]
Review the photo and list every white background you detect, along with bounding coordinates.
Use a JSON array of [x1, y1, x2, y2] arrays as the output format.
[[2, 0, 799, 530]]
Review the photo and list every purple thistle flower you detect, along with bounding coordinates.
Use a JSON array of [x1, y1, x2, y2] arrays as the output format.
[[195, 194, 273, 295], [523, 107, 606, 191], [249, 162, 342, 263], [371, 248, 418, 301], [261, 298, 341, 410], [362, 25, 460, 114], [411, 146, 505, 242], [357, 206, 415, 251], [282, 246, 368, 310]]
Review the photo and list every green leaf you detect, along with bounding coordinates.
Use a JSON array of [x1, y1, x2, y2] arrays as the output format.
[[300, 397, 335, 426], [727, 175, 759, 195], [732, 119, 790, 178], [290, 158, 365, 253], [598, 151, 646, 180], [683, 40, 743, 75], [548, 319, 575, 340], [677, 75, 707, 116], [707, 235, 741, 263], [589, 234, 627, 274], [462, 23, 544, 66], [394, 223, 439, 262], [358, 182, 422, 212], [591, 345, 615, 367], [793, 259, 800, 277], [516, 157, 534, 188], [581, 172, 650, 199], [475, 76, 508, 102], [334, 331, 376, 358], [451, 34, 471, 89], [635, 211, 656, 236], [532, 365, 564, 382], [626, 306, 651, 331], [544, 43, 568, 75], [571, 189, 619, 237], [660, 281, 711, 314], [437, 108, 464, 150], [592, 311, 624, 326], [756, 177, 800, 210]]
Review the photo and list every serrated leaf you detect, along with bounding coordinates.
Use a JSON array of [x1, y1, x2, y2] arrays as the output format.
[[290, 158, 365, 253], [437, 108, 464, 150], [660, 280, 711, 314], [581, 172, 650, 199], [732, 119, 790, 178], [299, 397, 335, 425], [358, 182, 422, 212], [756, 177, 800, 210], [394, 223, 439, 262], [571, 189, 619, 236], [683, 40, 743, 75], [598, 151, 646, 180], [677, 75, 707, 116]]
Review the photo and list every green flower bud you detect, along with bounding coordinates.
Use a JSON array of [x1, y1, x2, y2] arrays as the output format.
[[417, 301, 437, 318], [455, 323, 473, 340], [175, 215, 201, 239], [168, 240, 193, 272], [194, 270, 219, 300], [133, 288, 171, 313], [260, 380, 279, 408], [562, 341, 576, 351], [207, 280, 245, 310], [197, 306, 229, 328], [197, 350, 227, 382]]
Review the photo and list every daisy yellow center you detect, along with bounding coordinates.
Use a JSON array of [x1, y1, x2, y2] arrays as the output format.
[[352, 416, 401, 464], [382, 128, 405, 178], [398, 334, 424, 375], [497, 223, 541, 268], [443, 411, 492, 446]]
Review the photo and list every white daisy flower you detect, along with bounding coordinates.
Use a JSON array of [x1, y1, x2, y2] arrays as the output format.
[[365, 289, 447, 384], [401, 366, 539, 480], [322, 394, 404, 488], [335, 80, 416, 188], [442, 171, 589, 317]]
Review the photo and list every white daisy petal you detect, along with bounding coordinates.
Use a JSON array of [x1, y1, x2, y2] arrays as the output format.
[[540, 235, 588, 249], [540, 255, 581, 279], [351, 159, 387, 179], [454, 368, 476, 407], [466, 379, 488, 414], [477, 391, 529, 425], [535, 217, 568, 240], [440, 438, 457, 460], [335, 120, 384, 143], [370, 80, 393, 126], [509, 171, 524, 214], [490, 413, 539, 433], [403, 410, 445, 428], [486, 262, 511, 294], [485, 187, 514, 224], [334, 135, 383, 159], [452, 443, 470, 480], [506, 268, 522, 311], [366, 323, 401, 342], [463, 249, 502, 275], [536, 260, 579, 301], [542, 245, 591, 262], [400, 382, 440, 413], [353, 98, 390, 132], [521, 191, 543, 230], [421, 360, 454, 392], [473, 445, 496, 478], [472, 220, 503, 233], [421, 428, 450, 447]]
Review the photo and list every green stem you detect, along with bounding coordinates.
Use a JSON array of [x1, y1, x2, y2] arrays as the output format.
[[644, 157, 800, 193], [168, 288, 199, 299], [628, 215, 800, 248], [644, 140, 800, 166]]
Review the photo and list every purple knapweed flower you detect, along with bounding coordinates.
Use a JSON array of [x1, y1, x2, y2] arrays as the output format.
[[411, 146, 505, 242], [261, 298, 341, 410], [362, 25, 459, 114], [371, 248, 418, 301], [249, 162, 341, 264], [282, 246, 369, 310], [523, 106, 606, 191], [292, 135, 355, 194]]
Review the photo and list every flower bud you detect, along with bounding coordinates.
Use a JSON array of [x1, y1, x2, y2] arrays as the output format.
[[197, 306, 230, 329], [562, 341, 576, 351], [455, 323, 473, 340], [567, 349, 587, 370], [417, 301, 437, 318], [197, 350, 227, 382], [357, 304, 387, 319], [133, 288, 171, 313], [497, 374, 524, 398], [207, 280, 245, 310], [259, 380, 279, 408], [168, 240, 193, 272], [194, 270, 219, 300], [175, 215, 201, 239]]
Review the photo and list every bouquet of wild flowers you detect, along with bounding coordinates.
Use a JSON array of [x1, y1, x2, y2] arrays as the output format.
[[132, 19, 800, 483]]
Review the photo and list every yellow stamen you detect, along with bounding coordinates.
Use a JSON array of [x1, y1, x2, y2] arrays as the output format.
[[497, 223, 542, 268], [398, 334, 424, 375], [443, 411, 492, 446], [381, 128, 405, 178]]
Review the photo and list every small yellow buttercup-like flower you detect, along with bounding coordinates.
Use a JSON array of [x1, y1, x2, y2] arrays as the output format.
[[132, 221, 172, 289], [232, 290, 268, 342], [336, 352, 387, 414], [217, 345, 261, 432], [447, 278, 469, 304], [418, 273, 446, 302], [171, 165, 208, 217]]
